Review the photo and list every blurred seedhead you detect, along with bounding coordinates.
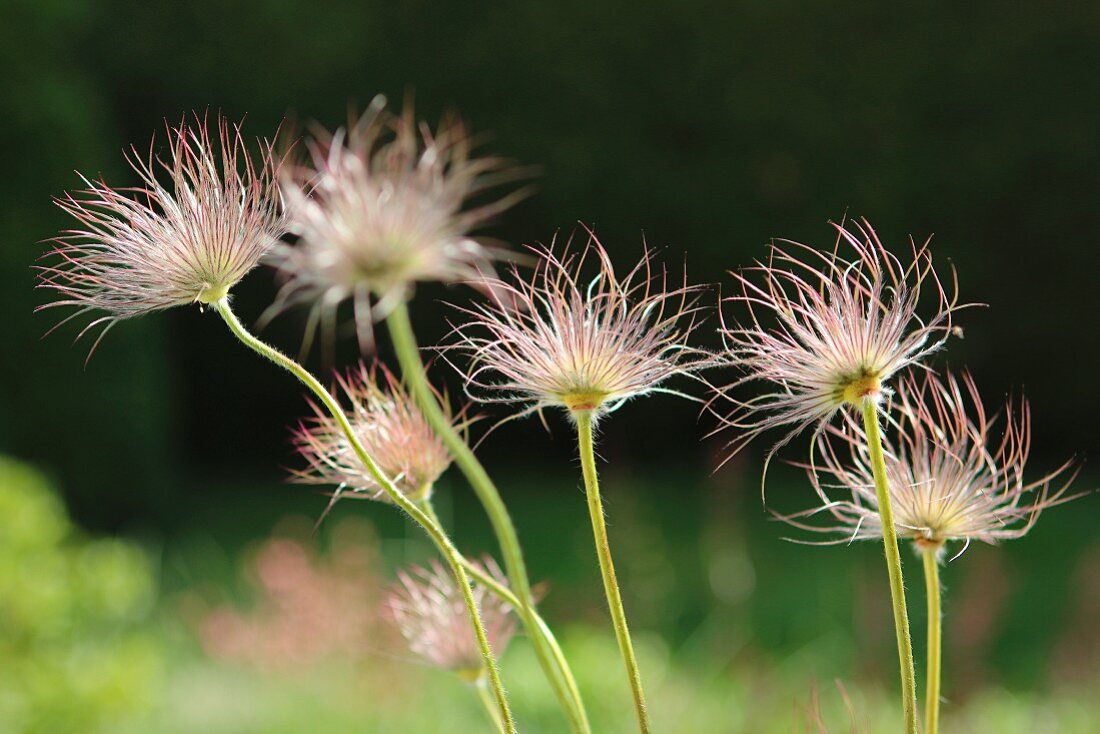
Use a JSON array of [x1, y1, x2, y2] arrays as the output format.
[[195, 517, 385, 671], [268, 95, 530, 354], [384, 557, 517, 680]]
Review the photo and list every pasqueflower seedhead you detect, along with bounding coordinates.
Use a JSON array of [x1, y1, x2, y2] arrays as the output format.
[[448, 232, 706, 421], [268, 97, 526, 351], [38, 114, 283, 350], [786, 370, 1078, 556], [717, 217, 958, 455], [384, 558, 517, 677], [291, 364, 455, 504]]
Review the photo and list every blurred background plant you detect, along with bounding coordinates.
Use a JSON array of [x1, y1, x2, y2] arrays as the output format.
[[5, 0, 1100, 731], [0, 458, 161, 733], [2, 455, 1098, 731]]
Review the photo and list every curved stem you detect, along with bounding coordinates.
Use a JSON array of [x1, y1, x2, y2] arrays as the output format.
[[420, 500, 587, 730], [575, 410, 651, 734], [922, 545, 942, 734], [386, 303, 591, 734], [467, 560, 583, 720], [215, 299, 515, 733], [860, 400, 918, 734]]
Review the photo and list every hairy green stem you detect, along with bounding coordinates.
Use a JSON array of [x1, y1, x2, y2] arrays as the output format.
[[861, 400, 918, 734], [419, 499, 587, 730], [386, 303, 591, 734], [575, 410, 651, 734], [922, 545, 942, 734], [215, 299, 515, 733], [475, 677, 508, 734]]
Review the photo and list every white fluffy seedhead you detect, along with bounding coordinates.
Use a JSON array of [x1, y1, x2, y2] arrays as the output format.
[[448, 229, 709, 425], [782, 369, 1080, 557], [715, 216, 959, 459], [39, 113, 284, 355]]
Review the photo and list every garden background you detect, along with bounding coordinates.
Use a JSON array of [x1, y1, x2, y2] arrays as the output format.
[[2, 1, 1100, 730]]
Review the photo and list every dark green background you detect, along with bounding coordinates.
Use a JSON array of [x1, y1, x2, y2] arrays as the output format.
[[4, 0, 1099, 694]]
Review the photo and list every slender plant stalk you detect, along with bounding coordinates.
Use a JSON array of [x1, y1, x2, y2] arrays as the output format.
[[466, 560, 584, 714], [475, 677, 508, 734], [574, 410, 651, 734], [860, 400, 918, 734], [386, 303, 592, 734], [215, 299, 516, 733], [922, 545, 942, 734], [418, 499, 587, 730]]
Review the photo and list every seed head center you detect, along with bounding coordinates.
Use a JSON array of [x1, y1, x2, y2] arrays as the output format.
[[562, 390, 610, 412], [197, 283, 231, 304], [840, 372, 882, 405]]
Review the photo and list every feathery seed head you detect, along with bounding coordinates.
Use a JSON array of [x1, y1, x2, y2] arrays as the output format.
[[291, 363, 454, 504], [717, 217, 958, 456], [787, 370, 1078, 557], [384, 558, 517, 677], [38, 114, 283, 349], [449, 231, 707, 421], [268, 96, 526, 352]]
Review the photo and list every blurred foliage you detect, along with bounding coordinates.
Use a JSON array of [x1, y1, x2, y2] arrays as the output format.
[[4, 0, 1100, 729], [1, 458, 1098, 731], [149, 469, 1100, 730], [0, 457, 163, 733], [146, 501, 1100, 733]]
